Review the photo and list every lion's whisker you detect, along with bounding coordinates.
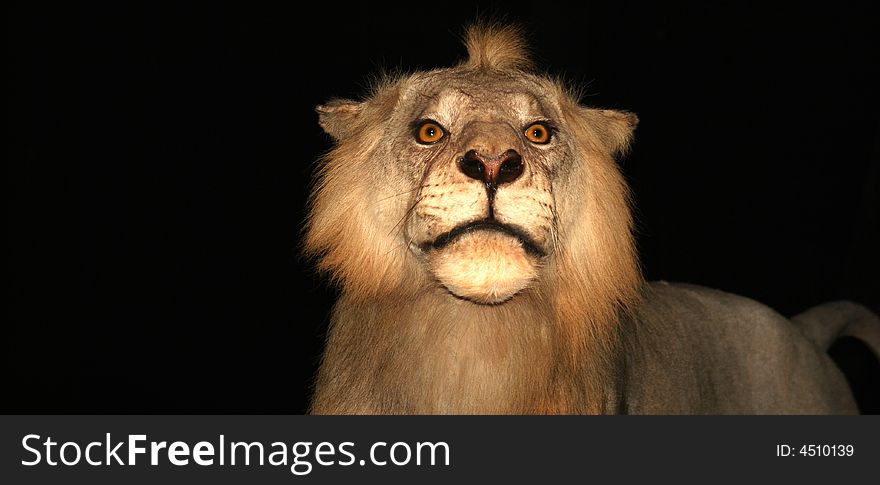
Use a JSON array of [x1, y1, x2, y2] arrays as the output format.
[[377, 186, 422, 203], [387, 192, 427, 238]]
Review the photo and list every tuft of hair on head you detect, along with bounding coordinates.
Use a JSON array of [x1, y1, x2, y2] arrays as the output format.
[[462, 22, 533, 72]]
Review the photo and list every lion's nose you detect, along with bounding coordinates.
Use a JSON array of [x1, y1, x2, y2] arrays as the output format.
[[458, 149, 524, 189]]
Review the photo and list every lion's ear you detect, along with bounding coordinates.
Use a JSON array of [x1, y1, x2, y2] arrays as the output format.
[[316, 99, 365, 141], [581, 108, 639, 156]]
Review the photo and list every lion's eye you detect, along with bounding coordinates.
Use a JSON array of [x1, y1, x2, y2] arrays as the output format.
[[524, 122, 552, 144], [415, 120, 446, 144]]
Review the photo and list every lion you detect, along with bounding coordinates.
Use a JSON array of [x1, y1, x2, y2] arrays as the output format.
[[304, 24, 879, 414]]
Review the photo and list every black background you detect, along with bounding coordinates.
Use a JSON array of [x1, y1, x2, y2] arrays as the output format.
[[7, 1, 879, 413]]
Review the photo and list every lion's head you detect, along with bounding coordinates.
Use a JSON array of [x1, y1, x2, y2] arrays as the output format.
[[307, 23, 641, 322]]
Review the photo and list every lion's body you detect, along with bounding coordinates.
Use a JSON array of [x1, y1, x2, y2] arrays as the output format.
[[306, 24, 878, 414], [622, 283, 860, 414]]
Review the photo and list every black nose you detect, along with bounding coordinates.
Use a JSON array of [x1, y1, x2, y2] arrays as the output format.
[[459, 149, 524, 189]]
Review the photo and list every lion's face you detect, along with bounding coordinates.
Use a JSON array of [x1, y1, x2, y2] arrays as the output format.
[[307, 25, 639, 310], [382, 71, 568, 303]]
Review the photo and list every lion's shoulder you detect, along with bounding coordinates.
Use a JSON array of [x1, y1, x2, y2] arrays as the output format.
[[635, 281, 788, 328]]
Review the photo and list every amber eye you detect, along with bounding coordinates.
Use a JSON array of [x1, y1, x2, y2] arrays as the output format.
[[524, 122, 552, 144], [415, 120, 445, 144]]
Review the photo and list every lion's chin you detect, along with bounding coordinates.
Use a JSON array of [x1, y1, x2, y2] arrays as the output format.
[[426, 231, 539, 305]]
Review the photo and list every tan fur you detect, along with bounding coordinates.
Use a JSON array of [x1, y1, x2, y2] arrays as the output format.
[[461, 23, 533, 71], [305, 24, 877, 414], [307, 24, 640, 414]]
